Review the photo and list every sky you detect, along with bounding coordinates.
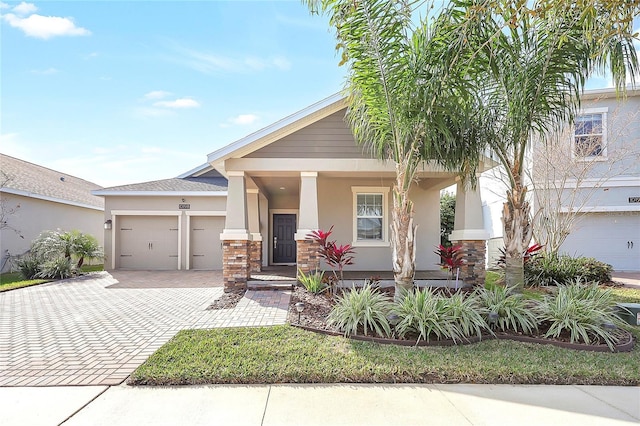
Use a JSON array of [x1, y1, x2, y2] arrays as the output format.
[[0, 1, 630, 188], [1, 0, 345, 187]]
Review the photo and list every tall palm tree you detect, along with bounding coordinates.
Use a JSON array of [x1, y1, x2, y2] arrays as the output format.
[[305, 0, 483, 297], [440, 0, 639, 290]]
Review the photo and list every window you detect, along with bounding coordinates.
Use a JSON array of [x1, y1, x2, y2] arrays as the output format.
[[574, 109, 607, 159], [352, 187, 389, 246]]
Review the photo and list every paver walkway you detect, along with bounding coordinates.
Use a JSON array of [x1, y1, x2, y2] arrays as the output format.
[[0, 271, 290, 387]]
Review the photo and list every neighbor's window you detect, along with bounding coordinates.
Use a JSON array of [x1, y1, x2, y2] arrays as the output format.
[[574, 109, 607, 159], [352, 187, 389, 246]]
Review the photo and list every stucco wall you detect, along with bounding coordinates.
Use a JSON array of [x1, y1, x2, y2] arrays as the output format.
[[316, 176, 441, 271], [102, 195, 227, 270], [1, 193, 103, 272]]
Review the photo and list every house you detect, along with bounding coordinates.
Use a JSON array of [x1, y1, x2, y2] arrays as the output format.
[[481, 87, 640, 271], [0, 154, 105, 273], [94, 94, 495, 291]]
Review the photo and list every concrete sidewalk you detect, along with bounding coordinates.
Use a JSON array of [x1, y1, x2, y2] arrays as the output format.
[[1, 384, 638, 426]]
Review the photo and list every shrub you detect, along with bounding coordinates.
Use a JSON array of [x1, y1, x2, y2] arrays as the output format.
[[537, 281, 624, 351], [297, 269, 328, 294], [476, 285, 539, 334], [525, 253, 612, 286], [393, 289, 487, 343], [328, 284, 392, 337], [36, 257, 75, 280], [16, 255, 41, 280]]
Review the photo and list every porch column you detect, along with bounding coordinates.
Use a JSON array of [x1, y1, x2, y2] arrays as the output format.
[[295, 172, 320, 275], [220, 171, 251, 292], [449, 180, 489, 286], [247, 188, 262, 273]]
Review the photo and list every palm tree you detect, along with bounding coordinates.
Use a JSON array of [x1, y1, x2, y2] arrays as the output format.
[[439, 0, 639, 290], [305, 0, 484, 298]]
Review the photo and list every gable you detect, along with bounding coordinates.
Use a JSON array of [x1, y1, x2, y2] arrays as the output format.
[[245, 110, 371, 159]]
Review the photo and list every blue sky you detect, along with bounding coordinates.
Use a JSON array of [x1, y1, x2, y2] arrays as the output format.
[[1, 1, 344, 187], [0, 1, 630, 188]]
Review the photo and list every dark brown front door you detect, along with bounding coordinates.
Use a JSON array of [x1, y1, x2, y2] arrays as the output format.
[[273, 214, 296, 264]]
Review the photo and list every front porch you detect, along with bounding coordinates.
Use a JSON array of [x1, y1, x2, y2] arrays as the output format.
[[247, 265, 468, 290]]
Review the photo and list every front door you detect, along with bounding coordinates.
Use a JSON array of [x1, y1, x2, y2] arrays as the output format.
[[273, 214, 296, 264]]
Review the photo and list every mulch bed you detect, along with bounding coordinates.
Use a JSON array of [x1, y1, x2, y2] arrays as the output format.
[[207, 289, 246, 310], [287, 285, 635, 353]]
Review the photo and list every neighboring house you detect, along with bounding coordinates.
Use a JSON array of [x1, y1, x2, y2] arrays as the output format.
[[481, 87, 640, 271], [0, 154, 105, 273], [94, 94, 495, 290]]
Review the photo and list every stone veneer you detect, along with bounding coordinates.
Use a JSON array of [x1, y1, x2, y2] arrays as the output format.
[[249, 240, 262, 273], [296, 239, 320, 276], [222, 240, 250, 292], [452, 240, 486, 287]]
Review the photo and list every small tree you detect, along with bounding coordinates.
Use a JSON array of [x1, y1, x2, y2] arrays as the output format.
[[529, 102, 640, 254], [0, 170, 23, 239]]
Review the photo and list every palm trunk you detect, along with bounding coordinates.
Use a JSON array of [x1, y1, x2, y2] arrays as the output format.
[[502, 183, 533, 292], [391, 165, 417, 301]]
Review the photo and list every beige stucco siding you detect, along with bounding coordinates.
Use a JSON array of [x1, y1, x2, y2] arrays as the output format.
[[316, 177, 441, 271], [1, 193, 103, 271], [246, 110, 370, 159], [103, 195, 226, 270]]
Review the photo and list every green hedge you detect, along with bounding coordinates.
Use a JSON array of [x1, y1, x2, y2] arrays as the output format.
[[524, 253, 612, 286]]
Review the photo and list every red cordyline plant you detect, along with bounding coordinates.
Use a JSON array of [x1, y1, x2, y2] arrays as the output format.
[[307, 226, 355, 295], [434, 244, 464, 288]]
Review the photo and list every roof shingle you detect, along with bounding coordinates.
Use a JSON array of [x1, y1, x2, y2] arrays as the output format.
[[1, 154, 104, 209]]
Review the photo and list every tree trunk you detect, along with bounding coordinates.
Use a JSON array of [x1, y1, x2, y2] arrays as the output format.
[[391, 165, 417, 301], [502, 184, 533, 292]]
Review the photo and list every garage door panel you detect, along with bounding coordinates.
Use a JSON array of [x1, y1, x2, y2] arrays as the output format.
[[190, 216, 224, 270], [117, 216, 179, 270], [561, 212, 640, 271]]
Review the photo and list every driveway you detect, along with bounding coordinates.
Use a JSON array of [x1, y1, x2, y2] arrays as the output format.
[[0, 271, 290, 386]]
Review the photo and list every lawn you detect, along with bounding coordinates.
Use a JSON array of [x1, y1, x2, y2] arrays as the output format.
[[0, 264, 104, 292], [130, 285, 640, 386]]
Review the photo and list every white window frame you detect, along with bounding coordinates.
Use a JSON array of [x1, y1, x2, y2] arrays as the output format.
[[351, 186, 390, 247], [573, 107, 608, 161]]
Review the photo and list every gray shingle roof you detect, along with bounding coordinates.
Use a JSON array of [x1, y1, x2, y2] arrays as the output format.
[[1, 154, 104, 209], [97, 177, 228, 193]]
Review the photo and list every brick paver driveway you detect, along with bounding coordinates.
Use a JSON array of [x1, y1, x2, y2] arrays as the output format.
[[0, 271, 290, 386]]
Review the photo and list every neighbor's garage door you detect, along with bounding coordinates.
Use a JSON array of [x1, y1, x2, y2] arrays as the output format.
[[118, 216, 179, 270], [561, 212, 640, 271], [189, 216, 224, 270]]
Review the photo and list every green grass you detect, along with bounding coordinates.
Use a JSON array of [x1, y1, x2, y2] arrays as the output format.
[[0, 264, 103, 292], [131, 285, 640, 386], [610, 287, 640, 304], [130, 324, 640, 386]]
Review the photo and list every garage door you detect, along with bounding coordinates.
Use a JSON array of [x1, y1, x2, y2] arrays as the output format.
[[118, 216, 179, 270], [190, 216, 224, 270], [561, 212, 640, 271]]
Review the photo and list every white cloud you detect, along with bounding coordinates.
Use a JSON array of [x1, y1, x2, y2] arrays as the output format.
[[143, 90, 172, 100], [0, 2, 10, 10], [153, 98, 200, 109], [229, 114, 259, 125], [12, 1, 37, 15], [2, 13, 91, 39], [29, 67, 58, 75]]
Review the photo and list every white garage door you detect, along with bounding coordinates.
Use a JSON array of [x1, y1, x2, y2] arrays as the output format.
[[189, 216, 224, 270], [561, 212, 640, 271], [118, 216, 179, 270]]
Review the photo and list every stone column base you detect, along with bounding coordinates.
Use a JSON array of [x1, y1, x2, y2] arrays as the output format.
[[222, 240, 250, 292], [296, 239, 320, 277], [249, 240, 262, 273], [452, 240, 486, 287]]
